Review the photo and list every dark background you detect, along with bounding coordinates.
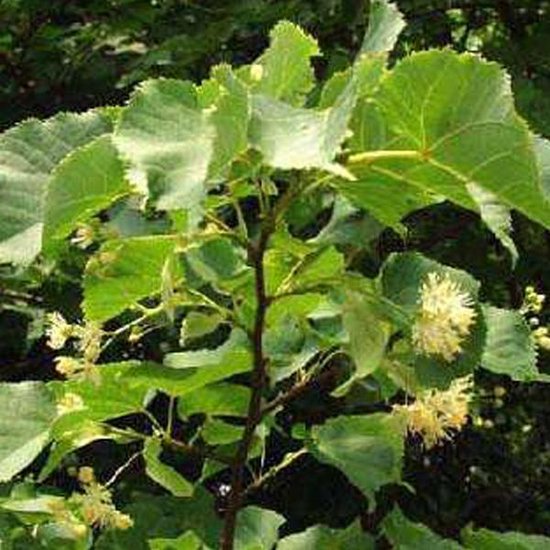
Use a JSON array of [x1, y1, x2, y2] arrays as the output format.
[[1, 0, 549, 542]]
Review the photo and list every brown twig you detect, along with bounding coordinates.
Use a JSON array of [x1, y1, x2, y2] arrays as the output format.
[[261, 366, 339, 418], [220, 224, 271, 549], [220, 178, 317, 548]]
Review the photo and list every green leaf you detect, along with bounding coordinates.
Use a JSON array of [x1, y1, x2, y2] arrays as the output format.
[[461, 526, 550, 549], [264, 314, 306, 365], [319, 0, 403, 108], [381, 252, 486, 388], [115, 73, 249, 219], [278, 521, 375, 549], [180, 311, 224, 345], [243, 21, 319, 106], [58, 343, 249, 413], [310, 413, 405, 506], [480, 306, 539, 381], [288, 247, 345, 293], [248, 52, 383, 178], [0, 110, 111, 264], [42, 135, 128, 249], [178, 383, 250, 418], [39, 421, 118, 482], [535, 136, 550, 199], [0, 382, 57, 481], [166, 328, 250, 365], [162, 331, 252, 393], [339, 159, 436, 229], [234, 506, 285, 550], [137, 356, 251, 396], [466, 184, 518, 264], [360, 0, 406, 54], [48, 362, 148, 436], [249, 94, 351, 178], [313, 197, 384, 246], [185, 237, 248, 285], [267, 293, 323, 327], [96, 491, 221, 549], [199, 65, 250, 180], [201, 419, 243, 445], [149, 531, 205, 550], [382, 506, 464, 549], [357, 50, 550, 230], [83, 235, 178, 322], [143, 438, 194, 497], [334, 291, 391, 396], [114, 79, 214, 216], [343, 91, 436, 228]]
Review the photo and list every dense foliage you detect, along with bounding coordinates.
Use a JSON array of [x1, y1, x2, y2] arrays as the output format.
[[0, 1, 549, 548]]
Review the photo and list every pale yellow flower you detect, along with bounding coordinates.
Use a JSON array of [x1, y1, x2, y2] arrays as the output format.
[[520, 285, 546, 315], [46, 312, 75, 350], [533, 326, 550, 351], [111, 510, 134, 530], [394, 376, 473, 448], [71, 467, 133, 531], [77, 466, 96, 485], [412, 272, 477, 362], [47, 499, 89, 539], [76, 323, 103, 363], [55, 357, 100, 385], [55, 356, 83, 378]]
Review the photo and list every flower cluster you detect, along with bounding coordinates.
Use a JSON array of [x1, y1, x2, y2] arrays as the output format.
[[412, 272, 477, 362], [72, 467, 133, 530], [533, 326, 550, 352], [394, 376, 473, 448], [46, 312, 103, 384], [520, 285, 546, 315], [519, 285, 550, 353], [45, 312, 76, 350], [49, 467, 133, 535]]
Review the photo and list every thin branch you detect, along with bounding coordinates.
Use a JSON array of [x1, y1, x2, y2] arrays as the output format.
[[105, 451, 142, 488], [220, 177, 322, 548], [243, 448, 308, 498], [220, 222, 271, 549], [166, 395, 176, 438], [262, 368, 337, 417]]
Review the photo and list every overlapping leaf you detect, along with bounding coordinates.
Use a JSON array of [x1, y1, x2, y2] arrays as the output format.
[[461, 527, 550, 549], [0, 111, 111, 264], [345, 50, 550, 234], [83, 235, 179, 322], [480, 306, 539, 381], [310, 413, 405, 507], [0, 382, 57, 481], [382, 507, 463, 549], [43, 135, 129, 249], [278, 521, 375, 549], [360, 0, 406, 54], [144, 438, 194, 497], [234, 506, 284, 550], [114, 69, 249, 221], [242, 21, 319, 106]]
